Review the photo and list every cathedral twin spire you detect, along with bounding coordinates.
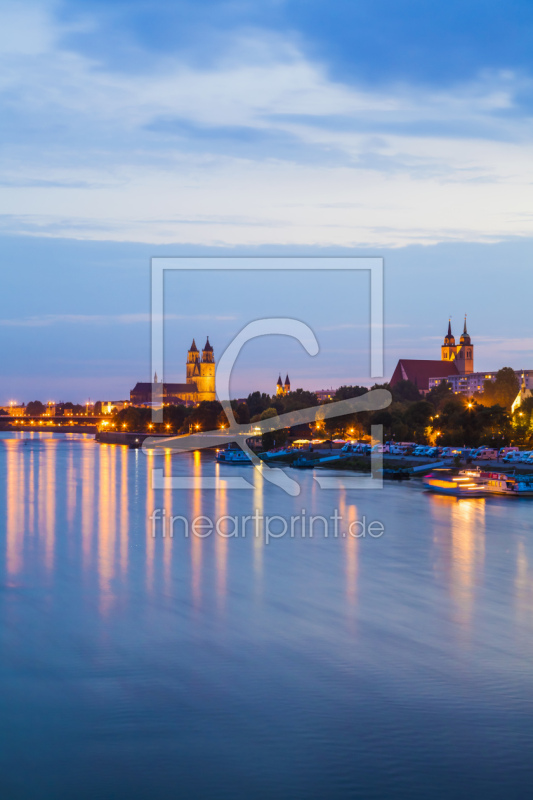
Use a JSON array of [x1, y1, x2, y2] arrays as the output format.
[[445, 316, 468, 341], [276, 373, 291, 395], [188, 337, 213, 362], [441, 316, 473, 374]]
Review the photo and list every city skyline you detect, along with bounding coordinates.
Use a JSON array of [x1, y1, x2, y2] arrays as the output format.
[[1, 1, 533, 402]]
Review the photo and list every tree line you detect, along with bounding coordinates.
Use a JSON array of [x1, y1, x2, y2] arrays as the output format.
[[104, 367, 531, 449]]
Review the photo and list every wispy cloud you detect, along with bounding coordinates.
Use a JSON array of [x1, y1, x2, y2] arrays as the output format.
[[1, 3, 533, 247], [0, 312, 236, 327], [318, 322, 410, 331]]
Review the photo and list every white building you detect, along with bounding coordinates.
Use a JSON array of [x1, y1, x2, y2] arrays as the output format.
[[429, 369, 533, 397]]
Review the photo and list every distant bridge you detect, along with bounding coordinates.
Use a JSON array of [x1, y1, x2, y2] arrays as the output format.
[[1, 415, 106, 429]]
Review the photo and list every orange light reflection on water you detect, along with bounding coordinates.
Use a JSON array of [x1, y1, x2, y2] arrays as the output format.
[[339, 490, 359, 610], [191, 451, 202, 610], [215, 475, 228, 611], [81, 440, 96, 570], [431, 495, 486, 637], [6, 440, 24, 577], [145, 449, 156, 594]]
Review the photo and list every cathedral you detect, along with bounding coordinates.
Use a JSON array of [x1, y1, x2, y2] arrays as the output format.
[[390, 317, 474, 393], [441, 318, 474, 374], [130, 338, 216, 406], [276, 374, 291, 396], [186, 338, 216, 402]]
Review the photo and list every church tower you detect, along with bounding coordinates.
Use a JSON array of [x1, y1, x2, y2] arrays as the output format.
[[195, 337, 216, 402], [276, 375, 284, 396], [284, 374, 291, 394], [455, 316, 474, 374], [186, 339, 201, 384], [441, 320, 457, 363]]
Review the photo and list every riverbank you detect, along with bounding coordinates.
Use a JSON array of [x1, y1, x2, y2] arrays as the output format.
[[0, 421, 97, 433]]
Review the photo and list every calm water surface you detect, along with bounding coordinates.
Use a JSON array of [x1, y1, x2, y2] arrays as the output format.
[[1, 432, 533, 799]]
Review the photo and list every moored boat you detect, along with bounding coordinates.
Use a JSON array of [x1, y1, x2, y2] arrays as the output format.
[[216, 445, 252, 464], [423, 471, 487, 497], [459, 468, 533, 496], [261, 446, 294, 459], [291, 455, 320, 469], [481, 472, 533, 497]]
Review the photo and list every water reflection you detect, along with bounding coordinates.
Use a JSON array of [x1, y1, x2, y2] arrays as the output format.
[[98, 444, 115, 614], [6, 439, 24, 577], [28, 449, 35, 535], [191, 450, 202, 610], [81, 439, 95, 570], [120, 446, 129, 577], [514, 540, 533, 630], [339, 489, 358, 609], [431, 496, 486, 634], [145, 449, 156, 594], [215, 477, 228, 610], [253, 467, 264, 588], [66, 446, 76, 530], [41, 439, 57, 573], [163, 449, 173, 590]]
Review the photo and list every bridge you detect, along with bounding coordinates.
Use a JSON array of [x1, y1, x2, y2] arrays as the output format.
[[1, 415, 107, 431]]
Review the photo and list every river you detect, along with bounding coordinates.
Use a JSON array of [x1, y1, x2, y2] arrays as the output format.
[[1, 432, 532, 799]]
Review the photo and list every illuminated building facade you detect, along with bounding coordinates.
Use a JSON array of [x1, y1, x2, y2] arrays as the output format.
[[130, 338, 216, 407], [276, 374, 291, 396]]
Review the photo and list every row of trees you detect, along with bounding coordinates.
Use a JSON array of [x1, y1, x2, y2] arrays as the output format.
[[108, 389, 320, 444], [83, 366, 531, 449], [106, 384, 532, 452]]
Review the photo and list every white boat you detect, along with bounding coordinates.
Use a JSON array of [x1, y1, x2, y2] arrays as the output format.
[[459, 468, 533, 497], [481, 471, 533, 497], [423, 471, 487, 497], [216, 445, 252, 464]]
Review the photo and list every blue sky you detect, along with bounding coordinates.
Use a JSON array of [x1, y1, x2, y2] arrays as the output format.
[[1, 0, 533, 401]]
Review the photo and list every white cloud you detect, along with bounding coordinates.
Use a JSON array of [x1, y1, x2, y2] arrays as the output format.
[[0, 312, 236, 327], [1, 4, 533, 247]]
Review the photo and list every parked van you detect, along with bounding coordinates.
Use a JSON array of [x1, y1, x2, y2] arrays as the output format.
[[442, 446, 467, 457], [473, 448, 499, 460], [499, 446, 519, 459], [445, 447, 471, 458], [389, 445, 408, 455], [503, 451, 522, 463], [371, 444, 390, 454]]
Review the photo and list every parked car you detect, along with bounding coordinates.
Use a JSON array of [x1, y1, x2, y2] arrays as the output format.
[[518, 451, 533, 463]]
